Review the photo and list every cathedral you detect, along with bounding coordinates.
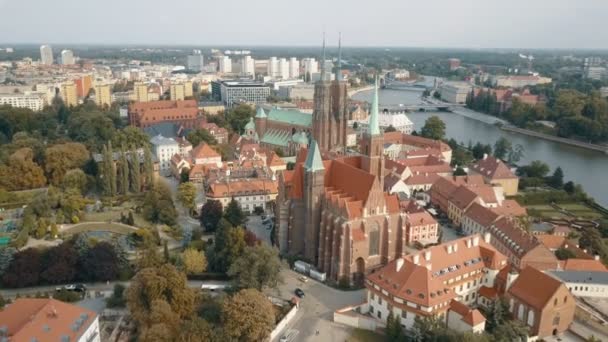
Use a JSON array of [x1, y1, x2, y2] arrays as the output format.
[[277, 76, 408, 284]]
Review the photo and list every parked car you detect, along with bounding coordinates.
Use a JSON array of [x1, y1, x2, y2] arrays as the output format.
[[295, 288, 305, 298], [298, 276, 308, 283], [56, 284, 87, 292]]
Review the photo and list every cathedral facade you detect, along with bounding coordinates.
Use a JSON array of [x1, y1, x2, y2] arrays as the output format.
[[277, 79, 408, 284]]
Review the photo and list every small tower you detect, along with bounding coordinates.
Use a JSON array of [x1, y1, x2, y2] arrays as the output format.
[[254, 106, 268, 138], [360, 77, 384, 189], [303, 139, 325, 263]]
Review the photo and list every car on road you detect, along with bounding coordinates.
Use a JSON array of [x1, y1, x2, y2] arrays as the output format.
[[295, 288, 305, 298], [56, 283, 87, 292], [298, 276, 308, 283], [279, 336, 288, 342]]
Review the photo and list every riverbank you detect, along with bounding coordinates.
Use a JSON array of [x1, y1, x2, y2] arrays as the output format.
[[500, 125, 608, 154], [348, 85, 374, 97]]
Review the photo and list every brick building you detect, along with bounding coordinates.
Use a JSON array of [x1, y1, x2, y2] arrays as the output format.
[[128, 100, 201, 128]]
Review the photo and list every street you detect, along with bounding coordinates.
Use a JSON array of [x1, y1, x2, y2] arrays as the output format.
[[267, 269, 366, 342], [246, 215, 272, 245]]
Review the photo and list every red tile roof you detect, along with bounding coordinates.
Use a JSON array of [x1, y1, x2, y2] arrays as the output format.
[[465, 203, 500, 227], [470, 155, 517, 180], [561, 259, 608, 272], [491, 199, 527, 217], [407, 211, 437, 227], [449, 186, 480, 210], [450, 300, 486, 326], [191, 142, 221, 160], [508, 266, 564, 311]]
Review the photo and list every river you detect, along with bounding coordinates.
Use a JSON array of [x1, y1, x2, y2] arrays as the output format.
[[352, 88, 608, 207]]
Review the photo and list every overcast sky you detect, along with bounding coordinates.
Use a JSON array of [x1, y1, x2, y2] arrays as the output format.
[[0, 0, 606, 49]]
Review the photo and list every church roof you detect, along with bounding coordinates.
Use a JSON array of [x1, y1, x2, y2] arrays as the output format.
[[304, 139, 324, 172], [260, 129, 291, 147], [244, 117, 256, 130], [368, 78, 381, 136], [291, 131, 309, 145], [267, 108, 312, 127], [255, 107, 267, 118]]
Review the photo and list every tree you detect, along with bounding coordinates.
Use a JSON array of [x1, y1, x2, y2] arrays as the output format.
[[1, 248, 42, 288], [101, 142, 116, 196], [563, 181, 576, 194], [143, 181, 178, 226], [548, 167, 564, 188], [200, 200, 223, 232], [143, 143, 154, 189], [386, 312, 404, 341], [453, 167, 467, 176], [40, 243, 78, 284], [226, 104, 256, 134], [186, 129, 217, 147], [517, 160, 550, 179], [420, 116, 446, 140], [138, 300, 182, 341], [228, 244, 283, 290], [208, 219, 246, 273], [221, 289, 275, 342], [411, 315, 445, 342], [44, 142, 89, 185], [62, 169, 87, 194], [384, 125, 397, 133], [180, 168, 190, 183], [129, 147, 142, 193], [106, 284, 127, 308], [178, 182, 197, 215], [491, 319, 529, 342], [486, 298, 509, 333], [127, 264, 196, 325], [555, 247, 576, 260], [182, 248, 207, 275], [224, 198, 246, 227], [0, 247, 16, 279], [493, 137, 512, 160], [118, 146, 130, 195], [0, 148, 46, 191], [507, 144, 525, 164], [80, 241, 119, 281], [113, 126, 150, 149], [178, 318, 216, 342]]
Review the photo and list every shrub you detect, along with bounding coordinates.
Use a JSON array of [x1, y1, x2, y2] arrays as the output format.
[[53, 289, 82, 303]]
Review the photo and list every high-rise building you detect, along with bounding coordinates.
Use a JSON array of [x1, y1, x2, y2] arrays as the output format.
[[187, 53, 204, 72], [94, 83, 112, 108], [74, 75, 92, 97], [278, 58, 290, 80], [289, 57, 300, 79], [219, 80, 270, 107], [219, 56, 232, 73], [0, 93, 45, 111], [267, 57, 279, 78], [170, 83, 185, 101], [184, 81, 193, 97], [40, 45, 53, 65], [61, 82, 78, 107], [241, 56, 255, 77], [61, 49, 75, 65], [302, 58, 319, 80], [134, 82, 149, 102]]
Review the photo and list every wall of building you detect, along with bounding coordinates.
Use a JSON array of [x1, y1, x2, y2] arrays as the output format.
[[565, 282, 608, 298]]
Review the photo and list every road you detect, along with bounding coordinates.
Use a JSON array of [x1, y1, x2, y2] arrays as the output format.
[[246, 215, 272, 245], [267, 269, 366, 342]]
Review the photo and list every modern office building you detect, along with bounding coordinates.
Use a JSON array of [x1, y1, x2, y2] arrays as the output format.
[[39, 45, 53, 65], [61, 82, 78, 107], [289, 57, 300, 79], [61, 49, 75, 65], [0, 92, 45, 111], [94, 83, 112, 108], [440, 82, 473, 104], [219, 56, 232, 73], [218, 80, 270, 107], [241, 56, 255, 77], [187, 53, 204, 72]]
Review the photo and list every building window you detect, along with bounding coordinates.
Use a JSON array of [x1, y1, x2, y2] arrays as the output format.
[[370, 306, 374, 313], [553, 315, 560, 326], [401, 311, 407, 319], [377, 311, 381, 319], [368, 222, 380, 256], [378, 297, 382, 305]]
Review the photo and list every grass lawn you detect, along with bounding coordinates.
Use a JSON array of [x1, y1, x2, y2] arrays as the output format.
[[346, 329, 386, 342], [83, 210, 150, 228]]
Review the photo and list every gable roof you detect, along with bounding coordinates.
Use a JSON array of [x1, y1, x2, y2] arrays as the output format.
[[470, 155, 517, 180], [508, 266, 564, 311], [191, 142, 220, 160], [267, 108, 312, 127], [465, 203, 500, 227], [449, 186, 480, 210]]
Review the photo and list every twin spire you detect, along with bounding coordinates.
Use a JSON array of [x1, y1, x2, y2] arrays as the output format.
[[367, 77, 381, 136], [319, 32, 343, 83]]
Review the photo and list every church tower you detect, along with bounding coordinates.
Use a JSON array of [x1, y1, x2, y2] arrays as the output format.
[[254, 106, 267, 138], [303, 139, 325, 263], [360, 78, 384, 190]]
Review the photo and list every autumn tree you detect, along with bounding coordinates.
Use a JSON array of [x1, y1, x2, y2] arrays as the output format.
[[1, 248, 42, 288], [138, 300, 182, 341], [228, 244, 283, 290], [40, 242, 78, 284], [127, 264, 196, 325], [44, 142, 89, 185], [200, 200, 223, 232], [181, 248, 207, 275], [178, 318, 216, 342], [143, 181, 177, 226], [221, 289, 275, 342], [0, 148, 46, 191], [62, 169, 88, 194], [178, 182, 197, 214]]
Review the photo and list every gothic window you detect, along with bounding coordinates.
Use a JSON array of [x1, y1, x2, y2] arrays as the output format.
[[368, 222, 380, 256], [527, 310, 535, 327]]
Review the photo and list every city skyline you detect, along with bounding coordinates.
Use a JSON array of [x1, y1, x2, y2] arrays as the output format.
[[0, 0, 607, 49]]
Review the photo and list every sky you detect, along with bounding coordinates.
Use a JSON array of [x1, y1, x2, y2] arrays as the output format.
[[0, 0, 607, 49]]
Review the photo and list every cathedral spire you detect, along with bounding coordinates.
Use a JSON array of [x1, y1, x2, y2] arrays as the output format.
[[320, 32, 326, 82], [304, 139, 324, 172], [368, 76, 380, 136], [336, 32, 342, 82]]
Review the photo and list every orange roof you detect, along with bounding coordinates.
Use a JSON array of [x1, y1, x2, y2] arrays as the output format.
[[465, 203, 500, 227], [267, 151, 286, 167], [561, 259, 608, 272], [450, 300, 486, 326], [405, 173, 441, 186], [491, 199, 527, 217], [489, 217, 539, 256], [407, 211, 437, 227], [536, 234, 565, 250], [449, 186, 479, 210], [467, 185, 499, 205], [450, 174, 486, 186], [191, 142, 221, 160], [470, 155, 517, 180], [478, 286, 499, 298], [0, 298, 98, 341], [385, 194, 400, 214], [207, 179, 278, 198], [508, 266, 564, 311]]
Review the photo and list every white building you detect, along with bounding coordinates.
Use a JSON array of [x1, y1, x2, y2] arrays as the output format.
[[550, 270, 608, 298], [219, 56, 232, 73], [356, 110, 414, 134], [267, 57, 279, 79], [241, 56, 255, 77], [0, 92, 45, 111], [490, 75, 552, 88], [187, 54, 204, 72], [268, 79, 304, 91], [61, 49, 75, 65], [440, 82, 472, 104], [219, 80, 271, 107], [302, 58, 318, 79], [150, 135, 180, 176], [278, 58, 290, 80], [289, 57, 300, 79], [40, 45, 53, 65], [585, 67, 606, 81]]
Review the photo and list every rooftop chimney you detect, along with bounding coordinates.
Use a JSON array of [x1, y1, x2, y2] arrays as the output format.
[[473, 236, 480, 246], [453, 243, 459, 252], [396, 258, 405, 272], [483, 232, 491, 244], [413, 254, 420, 265], [424, 251, 431, 261], [466, 239, 472, 248]]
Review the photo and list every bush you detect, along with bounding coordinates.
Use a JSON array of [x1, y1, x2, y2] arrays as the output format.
[[71, 215, 80, 224], [106, 284, 126, 308], [53, 289, 82, 303]]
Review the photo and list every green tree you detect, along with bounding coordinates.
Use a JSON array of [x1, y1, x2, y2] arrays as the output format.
[[178, 182, 197, 214], [486, 298, 509, 333], [517, 160, 550, 179], [186, 128, 218, 147], [208, 219, 246, 272], [548, 167, 564, 188], [420, 115, 446, 140], [507, 144, 525, 164], [200, 200, 223, 232], [491, 319, 529, 342], [143, 143, 154, 189], [454, 167, 467, 176], [226, 104, 256, 134], [228, 244, 283, 290], [493, 137, 513, 161], [62, 169, 87, 194], [113, 126, 150, 149], [102, 142, 117, 196], [555, 247, 576, 260], [0, 247, 16, 279], [386, 312, 405, 341], [221, 289, 275, 342], [143, 181, 178, 226], [224, 198, 246, 227], [384, 125, 397, 133], [129, 147, 141, 193], [118, 146, 129, 195]]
